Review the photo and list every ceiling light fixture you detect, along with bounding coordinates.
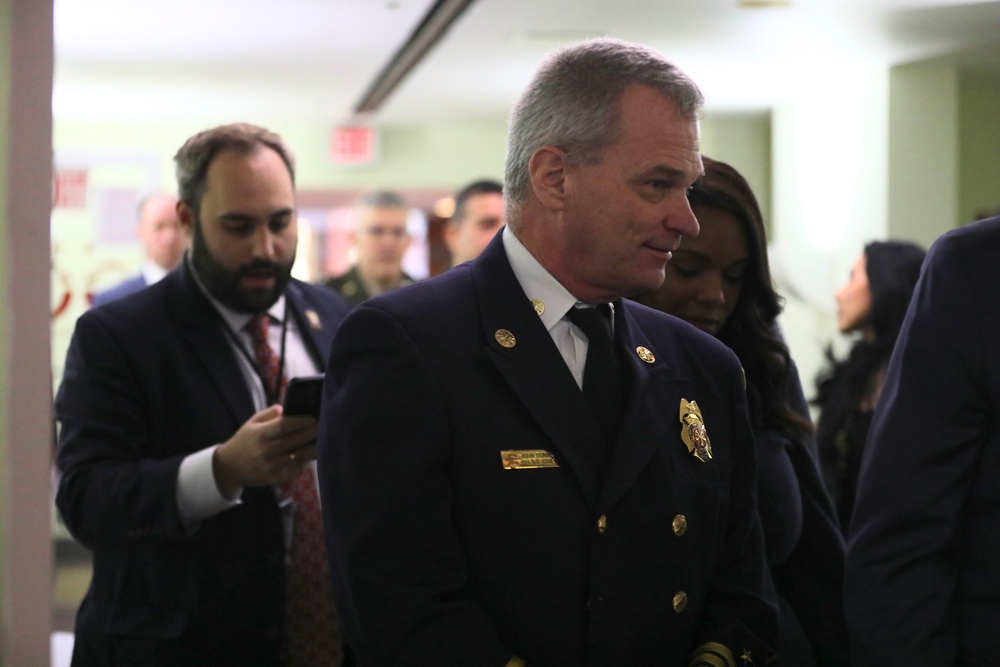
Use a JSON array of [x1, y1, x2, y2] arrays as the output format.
[[354, 0, 477, 114]]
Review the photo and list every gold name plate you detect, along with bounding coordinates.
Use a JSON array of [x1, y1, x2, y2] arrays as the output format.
[[500, 449, 559, 469]]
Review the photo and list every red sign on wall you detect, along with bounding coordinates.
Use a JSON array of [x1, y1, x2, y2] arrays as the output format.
[[330, 126, 378, 165], [54, 169, 89, 208]]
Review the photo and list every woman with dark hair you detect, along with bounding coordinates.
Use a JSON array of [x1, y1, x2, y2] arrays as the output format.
[[633, 156, 849, 666], [814, 240, 926, 532]]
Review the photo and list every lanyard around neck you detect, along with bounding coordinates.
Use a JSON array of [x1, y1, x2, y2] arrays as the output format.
[[222, 311, 291, 406]]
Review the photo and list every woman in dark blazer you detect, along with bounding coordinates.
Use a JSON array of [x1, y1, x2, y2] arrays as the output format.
[[633, 156, 849, 666]]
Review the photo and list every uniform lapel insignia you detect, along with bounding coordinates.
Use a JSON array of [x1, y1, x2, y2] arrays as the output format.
[[495, 329, 516, 348], [679, 398, 713, 463], [305, 309, 322, 330], [636, 346, 655, 363]]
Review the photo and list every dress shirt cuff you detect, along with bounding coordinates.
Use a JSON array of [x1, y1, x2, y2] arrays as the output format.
[[176, 444, 242, 530]]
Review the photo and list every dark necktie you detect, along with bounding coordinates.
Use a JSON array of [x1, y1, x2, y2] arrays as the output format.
[[246, 314, 342, 667], [566, 304, 626, 446]]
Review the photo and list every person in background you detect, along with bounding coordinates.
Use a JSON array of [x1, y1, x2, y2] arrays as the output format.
[[444, 178, 504, 267], [845, 215, 1000, 665], [632, 155, 849, 666], [813, 240, 925, 531], [56, 123, 352, 666], [322, 189, 414, 304], [91, 192, 187, 306], [317, 38, 778, 666]]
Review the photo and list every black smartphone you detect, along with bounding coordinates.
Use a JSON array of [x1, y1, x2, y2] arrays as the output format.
[[282, 374, 324, 418]]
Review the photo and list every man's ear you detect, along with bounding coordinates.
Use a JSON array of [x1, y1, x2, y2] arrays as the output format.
[[177, 200, 195, 238], [528, 145, 568, 212], [443, 221, 459, 255]]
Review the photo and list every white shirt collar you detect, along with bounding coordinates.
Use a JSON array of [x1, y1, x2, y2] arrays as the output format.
[[217, 295, 288, 336], [502, 226, 580, 330], [141, 259, 170, 286]]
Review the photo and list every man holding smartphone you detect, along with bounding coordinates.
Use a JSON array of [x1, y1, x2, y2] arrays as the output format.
[[55, 123, 352, 666]]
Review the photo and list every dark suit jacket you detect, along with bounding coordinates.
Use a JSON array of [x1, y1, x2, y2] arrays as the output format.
[[91, 274, 147, 307], [55, 261, 352, 666], [756, 361, 848, 666], [317, 234, 778, 666], [845, 216, 1000, 665]]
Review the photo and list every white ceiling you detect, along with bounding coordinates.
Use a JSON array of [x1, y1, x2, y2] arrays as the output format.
[[53, 0, 1000, 125]]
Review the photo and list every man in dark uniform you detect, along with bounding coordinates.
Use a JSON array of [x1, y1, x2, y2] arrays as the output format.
[[317, 38, 778, 666], [322, 189, 414, 304]]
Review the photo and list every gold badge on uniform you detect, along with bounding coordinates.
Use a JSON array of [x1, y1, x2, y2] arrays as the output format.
[[679, 398, 713, 463], [636, 346, 655, 363], [531, 299, 545, 316], [305, 309, 322, 330], [500, 449, 559, 469], [495, 329, 516, 348]]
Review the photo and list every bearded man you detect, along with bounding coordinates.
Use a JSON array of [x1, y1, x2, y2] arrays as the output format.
[[55, 123, 352, 666]]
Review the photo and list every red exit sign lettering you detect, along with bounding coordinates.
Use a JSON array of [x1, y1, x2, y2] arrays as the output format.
[[330, 126, 378, 165]]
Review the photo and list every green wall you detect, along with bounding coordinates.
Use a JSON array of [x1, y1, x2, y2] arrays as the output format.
[[55, 113, 769, 197], [887, 61, 1000, 246], [959, 69, 1000, 224], [54, 119, 511, 193], [701, 112, 772, 233], [888, 61, 960, 247]]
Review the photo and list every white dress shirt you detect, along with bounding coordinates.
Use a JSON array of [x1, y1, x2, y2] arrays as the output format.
[[140, 258, 170, 286], [502, 226, 613, 390]]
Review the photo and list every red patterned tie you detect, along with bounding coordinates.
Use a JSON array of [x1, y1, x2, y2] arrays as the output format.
[[246, 313, 343, 666]]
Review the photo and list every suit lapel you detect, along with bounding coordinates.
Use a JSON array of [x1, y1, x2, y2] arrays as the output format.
[[599, 303, 684, 511], [285, 281, 335, 368], [168, 263, 255, 423], [473, 237, 607, 507]]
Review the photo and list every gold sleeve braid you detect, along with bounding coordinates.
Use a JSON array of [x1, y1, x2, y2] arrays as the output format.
[[504, 643, 734, 667], [689, 641, 737, 667]]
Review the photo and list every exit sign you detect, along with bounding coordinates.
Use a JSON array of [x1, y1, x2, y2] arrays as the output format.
[[330, 126, 378, 165]]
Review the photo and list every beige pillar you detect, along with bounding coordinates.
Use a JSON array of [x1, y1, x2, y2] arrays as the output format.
[[1, 0, 55, 664]]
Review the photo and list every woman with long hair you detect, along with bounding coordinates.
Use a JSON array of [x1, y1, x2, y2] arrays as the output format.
[[633, 156, 848, 666], [814, 240, 926, 531]]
